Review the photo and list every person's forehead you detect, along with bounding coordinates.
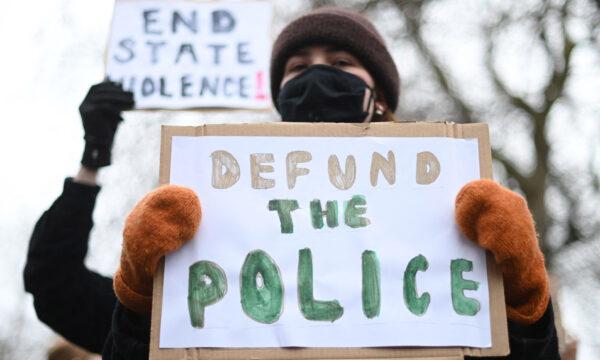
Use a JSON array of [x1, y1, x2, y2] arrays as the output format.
[[289, 44, 354, 58]]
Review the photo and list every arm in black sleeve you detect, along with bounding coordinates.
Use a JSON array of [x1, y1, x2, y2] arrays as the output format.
[[24, 178, 117, 353], [504, 298, 560, 360], [467, 298, 560, 360], [102, 300, 150, 360]]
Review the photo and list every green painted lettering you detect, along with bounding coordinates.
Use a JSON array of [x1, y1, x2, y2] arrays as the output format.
[[268, 199, 299, 234], [362, 250, 381, 319], [403, 254, 430, 316], [240, 250, 284, 324], [188, 261, 227, 328], [298, 248, 344, 322], [310, 199, 339, 229], [451, 259, 481, 316], [344, 195, 370, 228]]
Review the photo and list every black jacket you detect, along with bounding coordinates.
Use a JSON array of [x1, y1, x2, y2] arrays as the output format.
[[24, 178, 560, 360], [24, 179, 116, 353]]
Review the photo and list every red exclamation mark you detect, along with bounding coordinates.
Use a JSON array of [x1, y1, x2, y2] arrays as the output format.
[[255, 71, 267, 101]]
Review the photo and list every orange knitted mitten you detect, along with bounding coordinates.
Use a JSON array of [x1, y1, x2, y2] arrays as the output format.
[[114, 185, 201, 314], [455, 179, 549, 324]]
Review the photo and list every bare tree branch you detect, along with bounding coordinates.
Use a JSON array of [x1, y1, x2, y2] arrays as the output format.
[[484, 38, 539, 119], [309, 0, 335, 8], [532, 1, 565, 69], [357, 0, 380, 13], [548, 172, 585, 249], [540, 3, 575, 118], [391, 0, 476, 123], [531, 0, 574, 190], [492, 149, 531, 191]]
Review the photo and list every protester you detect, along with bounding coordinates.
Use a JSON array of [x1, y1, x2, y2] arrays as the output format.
[[23, 81, 133, 353], [105, 8, 560, 360], [24, 6, 560, 360]]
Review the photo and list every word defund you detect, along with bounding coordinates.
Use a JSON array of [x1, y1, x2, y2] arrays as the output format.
[[210, 150, 442, 191]]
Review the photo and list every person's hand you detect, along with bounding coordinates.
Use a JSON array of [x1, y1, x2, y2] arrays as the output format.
[[80, 81, 134, 169], [114, 185, 201, 314], [455, 179, 549, 324]]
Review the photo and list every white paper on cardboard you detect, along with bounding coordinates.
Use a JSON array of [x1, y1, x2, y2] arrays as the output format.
[[160, 135, 491, 348]]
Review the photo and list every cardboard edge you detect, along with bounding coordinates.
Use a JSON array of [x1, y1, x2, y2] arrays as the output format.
[[152, 125, 203, 360], [150, 259, 165, 360], [102, 0, 119, 78], [457, 123, 510, 358], [150, 122, 509, 360]]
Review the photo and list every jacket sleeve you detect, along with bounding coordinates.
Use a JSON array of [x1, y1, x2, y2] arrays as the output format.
[[466, 298, 560, 360], [102, 300, 150, 360], [24, 178, 117, 354], [504, 298, 560, 360]]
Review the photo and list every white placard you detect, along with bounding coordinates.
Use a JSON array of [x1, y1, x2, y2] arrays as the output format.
[[106, 1, 272, 109], [160, 135, 491, 348]]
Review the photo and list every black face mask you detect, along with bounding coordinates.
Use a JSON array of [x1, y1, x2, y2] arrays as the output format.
[[277, 64, 374, 123]]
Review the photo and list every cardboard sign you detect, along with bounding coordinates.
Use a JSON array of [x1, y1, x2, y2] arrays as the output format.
[[105, 0, 272, 110], [151, 122, 509, 360]]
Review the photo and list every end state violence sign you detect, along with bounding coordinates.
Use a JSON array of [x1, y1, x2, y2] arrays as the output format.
[[106, 1, 272, 110]]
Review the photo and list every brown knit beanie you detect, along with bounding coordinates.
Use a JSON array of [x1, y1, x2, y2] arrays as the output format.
[[271, 7, 400, 112]]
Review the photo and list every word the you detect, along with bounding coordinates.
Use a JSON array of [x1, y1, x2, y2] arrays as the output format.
[[268, 196, 370, 234]]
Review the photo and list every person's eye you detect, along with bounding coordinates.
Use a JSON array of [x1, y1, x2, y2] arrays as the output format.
[[289, 63, 307, 73], [333, 58, 353, 67]]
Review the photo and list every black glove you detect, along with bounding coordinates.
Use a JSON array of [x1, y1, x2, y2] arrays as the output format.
[[80, 81, 134, 169]]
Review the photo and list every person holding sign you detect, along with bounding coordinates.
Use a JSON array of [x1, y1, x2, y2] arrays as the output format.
[[105, 8, 560, 360], [24, 81, 133, 354]]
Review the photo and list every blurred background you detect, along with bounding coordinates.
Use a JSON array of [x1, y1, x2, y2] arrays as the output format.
[[0, 0, 598, 358]]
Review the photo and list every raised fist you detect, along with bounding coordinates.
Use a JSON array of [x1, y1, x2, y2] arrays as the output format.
[[80, 81, 134, 169]]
